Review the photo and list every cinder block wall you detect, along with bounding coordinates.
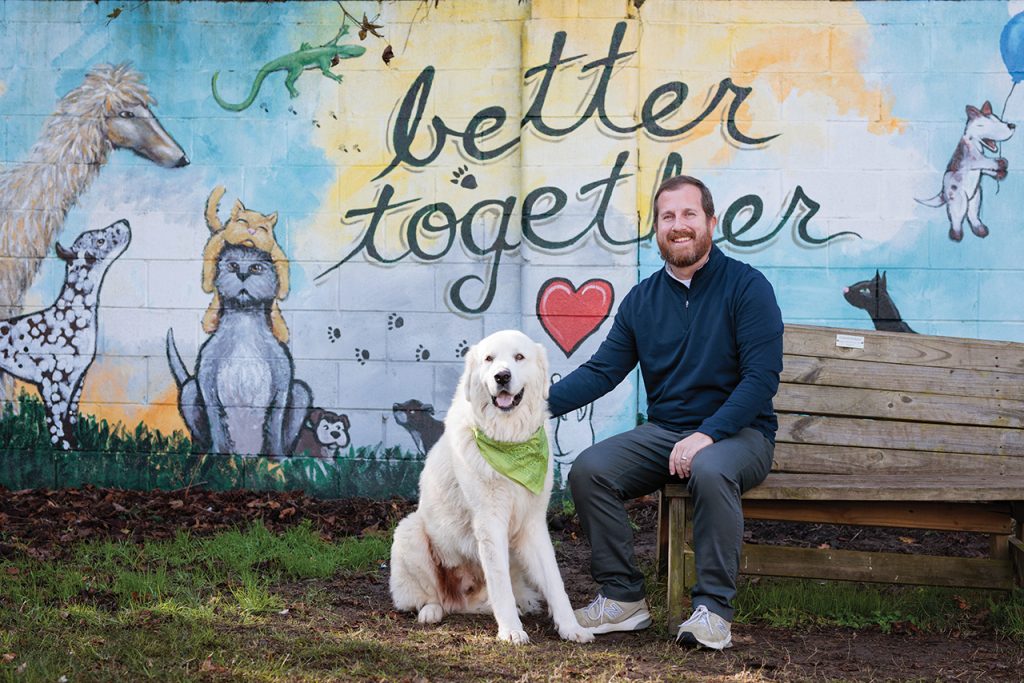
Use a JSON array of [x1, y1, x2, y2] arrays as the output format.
[[0, 0, 1021, 496]]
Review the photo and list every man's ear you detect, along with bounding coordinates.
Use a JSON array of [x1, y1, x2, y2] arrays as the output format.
[[463, 345, 477, 402], [536, 343, 550, 400]]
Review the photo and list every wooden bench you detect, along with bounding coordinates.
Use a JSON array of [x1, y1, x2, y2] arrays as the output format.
[[658, 324, 1024, 629]]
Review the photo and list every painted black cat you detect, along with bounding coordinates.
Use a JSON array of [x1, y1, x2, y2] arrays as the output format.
[[843, 270, 916, 334]]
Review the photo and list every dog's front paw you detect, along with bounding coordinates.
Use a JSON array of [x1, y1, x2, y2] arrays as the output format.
[[417, 603, 444, 624], [497, 628, 530, 645], [558, 624, 595, 643]]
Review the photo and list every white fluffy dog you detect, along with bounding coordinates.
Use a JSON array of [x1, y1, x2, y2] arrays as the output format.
[[389, 330, 593, 645]]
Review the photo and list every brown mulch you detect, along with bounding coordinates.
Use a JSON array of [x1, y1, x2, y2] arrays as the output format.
[[0, 485, 414, 560], [1, 486, 1020, 682]]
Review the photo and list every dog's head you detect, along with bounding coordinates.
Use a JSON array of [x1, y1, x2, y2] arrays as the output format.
[[313, 410, 351, 449], [462, 330, 549, 433], [965, 101, 1016, 151]]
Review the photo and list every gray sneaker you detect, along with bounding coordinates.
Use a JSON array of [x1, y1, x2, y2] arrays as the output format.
[[574, 594, 652, 634], [675, 605, 733, 649]]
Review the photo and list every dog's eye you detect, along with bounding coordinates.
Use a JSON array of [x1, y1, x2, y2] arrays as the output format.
[[515, 353, 525, 361], [118, 110, 135, 119], [484, 355, 494, 362], [97, 238, 105, 246]]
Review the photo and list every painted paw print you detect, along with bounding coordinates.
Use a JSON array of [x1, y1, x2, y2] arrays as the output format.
[[355, 348, 370, 365], [455, 340, 469, 358], [327, 326, 342, 343], [415, 345, 431, 361], [451, 165, 478, 190], [387, 313, 404, 330]]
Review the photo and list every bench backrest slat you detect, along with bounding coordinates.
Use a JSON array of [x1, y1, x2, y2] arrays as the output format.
[[784, 324, 1024, 374], [775, 384, 1024, 428], [782, 354, 1024, 400], [772, 443, 1024, 476]]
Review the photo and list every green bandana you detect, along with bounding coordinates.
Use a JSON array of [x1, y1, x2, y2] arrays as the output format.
[[473, 426, 549, 494]]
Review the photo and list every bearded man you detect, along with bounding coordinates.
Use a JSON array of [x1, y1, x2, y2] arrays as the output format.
[[548, 175, 783, 649]]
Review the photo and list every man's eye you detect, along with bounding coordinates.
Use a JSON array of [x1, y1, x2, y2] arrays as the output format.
[[118, 110, 135, 119]]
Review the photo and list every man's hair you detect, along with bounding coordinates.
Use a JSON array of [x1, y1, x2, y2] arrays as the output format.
[[653, 175, 715, 218]]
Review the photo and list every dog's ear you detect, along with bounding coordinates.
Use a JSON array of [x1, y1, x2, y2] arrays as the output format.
[[463, 344, 478, 402], [307, 407, 324, 425], [967, 105, 982, 120], [55, 242, 75, 263], [426, 403, 435, 416], [536, 343, 550, 400], [982, 101, 993, 116], [341, 413, 351, 430]]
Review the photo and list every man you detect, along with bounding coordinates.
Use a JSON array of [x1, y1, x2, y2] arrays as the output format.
[[549, 175, 783, 650]]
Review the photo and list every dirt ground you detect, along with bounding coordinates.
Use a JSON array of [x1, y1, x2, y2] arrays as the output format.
[[2, 486, 1023, 681]]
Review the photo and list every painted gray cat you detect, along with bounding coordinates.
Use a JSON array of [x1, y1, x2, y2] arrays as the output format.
[[166, 244, 311, 456]]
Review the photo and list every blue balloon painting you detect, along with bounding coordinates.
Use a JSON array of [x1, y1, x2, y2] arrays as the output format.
[[1001, 12, 1024, 82]]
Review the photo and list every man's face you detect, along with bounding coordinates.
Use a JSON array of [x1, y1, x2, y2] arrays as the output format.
[[655, 184, 717, 272]]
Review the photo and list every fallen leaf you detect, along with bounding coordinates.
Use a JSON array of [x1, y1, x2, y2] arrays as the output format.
[[280, 507, 296, 519], [898, 536, 917, 545], [817, 542, 831, 549], [1, 653, 16, 663], [106, 8, 122, 20], [358, 13, 384, 40], [169, 500, 184, 509], [382, 45, 395, 66], [4, 567, 19, 576]]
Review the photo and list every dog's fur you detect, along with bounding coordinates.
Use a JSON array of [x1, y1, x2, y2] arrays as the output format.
[[0, 220, 131, 449], [389, 330, 592, 645], [202, 186, 290, 342], [917, 101, 1015, 242]]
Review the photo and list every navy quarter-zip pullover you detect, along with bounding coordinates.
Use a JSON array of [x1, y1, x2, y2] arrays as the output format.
[[547, 245, 784, 442]]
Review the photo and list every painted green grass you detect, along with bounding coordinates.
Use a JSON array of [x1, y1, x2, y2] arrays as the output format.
[[0, 393, 191, 454]]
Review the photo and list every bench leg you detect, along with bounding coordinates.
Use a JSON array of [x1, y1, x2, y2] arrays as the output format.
[[1012, 504, 1024, 588], [656, 490, 669, 577], [667, 497, 696, 631]]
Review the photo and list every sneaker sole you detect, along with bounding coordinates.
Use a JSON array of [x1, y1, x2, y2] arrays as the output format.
[[588, 613, 653, 635], [676, 631, 733, 650]]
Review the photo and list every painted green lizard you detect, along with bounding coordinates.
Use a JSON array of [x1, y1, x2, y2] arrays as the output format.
[[211, 25, 366, 112]]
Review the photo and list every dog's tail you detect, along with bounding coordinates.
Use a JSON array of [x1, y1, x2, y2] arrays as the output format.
[[914, 192, 945, 207], [166, 328, 190, 387]]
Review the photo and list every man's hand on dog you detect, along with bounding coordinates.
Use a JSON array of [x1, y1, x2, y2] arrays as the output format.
[[669, 432, 713, 478]]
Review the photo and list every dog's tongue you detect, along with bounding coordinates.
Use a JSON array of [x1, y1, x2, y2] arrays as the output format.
[[495, 392, 515, 409]]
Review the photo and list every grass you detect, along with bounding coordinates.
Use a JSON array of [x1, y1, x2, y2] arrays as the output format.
[[0, 523, 1021, 681], [0, 392, 191, 454]]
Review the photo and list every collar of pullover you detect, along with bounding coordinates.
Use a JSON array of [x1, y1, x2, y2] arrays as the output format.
[[665, 244, 723, 288]]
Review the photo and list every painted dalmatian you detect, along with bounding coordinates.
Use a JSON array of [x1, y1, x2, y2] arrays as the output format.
[[0, 219, 131, 449]]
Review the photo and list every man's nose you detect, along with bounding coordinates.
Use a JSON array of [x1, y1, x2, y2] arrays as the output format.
[[494, 369, 511, 385]]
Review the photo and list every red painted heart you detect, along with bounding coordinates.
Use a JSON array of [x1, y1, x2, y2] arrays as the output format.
[[536, 278, 615, 357]]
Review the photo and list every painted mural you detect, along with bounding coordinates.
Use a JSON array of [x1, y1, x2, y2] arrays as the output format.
[[2, 0, 1024, 497]]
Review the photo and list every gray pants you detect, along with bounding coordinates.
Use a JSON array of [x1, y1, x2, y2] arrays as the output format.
[[567, 422, 773, 621]]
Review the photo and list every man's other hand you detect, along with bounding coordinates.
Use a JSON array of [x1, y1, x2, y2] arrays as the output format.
[[668, 432, 713, 478]]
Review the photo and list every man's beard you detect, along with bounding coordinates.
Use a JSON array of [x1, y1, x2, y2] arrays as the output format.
[[657, 226, 713, 269]]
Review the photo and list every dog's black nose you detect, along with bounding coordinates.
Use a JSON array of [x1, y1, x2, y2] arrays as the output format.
[[494, 369, 511, 385]]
